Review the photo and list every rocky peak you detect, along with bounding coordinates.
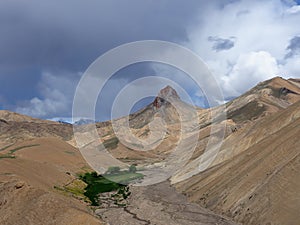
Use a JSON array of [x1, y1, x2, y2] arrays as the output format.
[[158, 86, 180, 100], [153, 86, 180, 109]]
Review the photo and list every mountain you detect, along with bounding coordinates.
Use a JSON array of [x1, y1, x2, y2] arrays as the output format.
[[172, 78, 300, 224], [175, 100, 300, 225], [0, 137, 104, 225], [0, 110, 73, 146], [0, 76, 300, 225], [224, 76, 300, 123], [128, 85, 190, 128], [88, 76, 300, 224], [85, 85, 197, 163], [0, 110, 57, 123], [170, 76, 300, 182], [74, 118, 96, 125], [95, 77, 300, 165]]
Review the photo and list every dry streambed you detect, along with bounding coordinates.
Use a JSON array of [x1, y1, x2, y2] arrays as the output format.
[[97, 181, 237, 225]]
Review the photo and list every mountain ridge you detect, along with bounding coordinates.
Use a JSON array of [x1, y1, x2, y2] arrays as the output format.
[[1, 76, 300, 225]]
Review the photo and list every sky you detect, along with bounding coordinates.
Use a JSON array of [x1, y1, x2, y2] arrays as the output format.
[[0, 0, 300, 121]]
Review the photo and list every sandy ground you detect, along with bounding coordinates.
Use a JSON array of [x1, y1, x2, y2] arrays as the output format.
[[0, 138, 105, 225], [176, 101, 300, 225], [97, 181, 237, 225]]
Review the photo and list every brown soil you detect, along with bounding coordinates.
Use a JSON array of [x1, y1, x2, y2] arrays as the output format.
[[175, 101, 300, 225], [0, 138, 105, 225], [97, 181, 238, 225]]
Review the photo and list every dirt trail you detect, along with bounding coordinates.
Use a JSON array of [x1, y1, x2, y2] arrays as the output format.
[[97, 181, 237, 225]]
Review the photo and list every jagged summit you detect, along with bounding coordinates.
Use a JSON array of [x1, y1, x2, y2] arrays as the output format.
[[153, 86, 180, 109], [158, 85, 180, 100]]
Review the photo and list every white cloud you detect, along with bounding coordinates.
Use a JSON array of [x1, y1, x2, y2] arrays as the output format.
[[286, 5, 300, 14], [16, 72, 81, 118], [185, 0, 300, 98], [15, 0, 300, 118], [280, 56, 300, 76], [223, 51, 279, 96]]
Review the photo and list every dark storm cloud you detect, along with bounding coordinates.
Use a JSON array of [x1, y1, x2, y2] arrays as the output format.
[[0, 0, 204, 115], [236, 9, 250, 17], [0, 0, 215, 118], [0, 0, 203, 73], [0, 0, 244, 119], [208, 36, 236, 52], [285, 36, 300, 58]]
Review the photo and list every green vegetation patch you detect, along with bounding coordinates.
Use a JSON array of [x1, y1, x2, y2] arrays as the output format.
[[227, 101, 266, 123], [64, 150, 76, 155], [0, 144, 40, 159], [270, 87, 283, 98], [0, 144, 14, 152], [269, 86, 298, 98], [102, 137, 119, 150], [105, 172, 143, 184], [64, 179, 87, 198], [0, 154, 16, 159], [54, 179, 87, 201], [9, 144, 40, 153], [79, 170, 143, 206]]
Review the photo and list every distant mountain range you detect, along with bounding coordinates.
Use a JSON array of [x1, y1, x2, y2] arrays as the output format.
[[49, 117, 98, 125]]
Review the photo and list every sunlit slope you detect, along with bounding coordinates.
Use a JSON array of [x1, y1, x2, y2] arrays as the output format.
[[0, 137, 104, 225], [175, 101, 300, 225]]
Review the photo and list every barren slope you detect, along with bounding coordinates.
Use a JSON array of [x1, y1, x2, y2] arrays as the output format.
[[0, 138, 104, 225], [0, 111, 73, 146], [170, 76, 300, 182], [92, 77, 300, 225], [1, 77, 299, 225], [175, 101, 300, 225], [93, 77, 300, 165], [0, 110, 57, 123]]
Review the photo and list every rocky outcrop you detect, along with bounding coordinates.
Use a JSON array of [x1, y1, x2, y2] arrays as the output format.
[[153, 85, 180, 109]]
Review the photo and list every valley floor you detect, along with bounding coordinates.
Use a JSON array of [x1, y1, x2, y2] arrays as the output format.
[[97, 181, 237, 225]]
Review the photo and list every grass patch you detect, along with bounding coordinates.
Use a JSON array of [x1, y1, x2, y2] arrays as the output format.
[[9, 144, 40, 154], [270, 87, 282, 98], [64, 179, 87, 198], [79, 171, 143, 206], [80, 165, 94, 173], [64, 151, 75, 155], [0, 144, 40, 159], [126, 142, 144, 150], [227, 101, 266, 123], [54, 179, 88, 201], [105, 172, 143, 184], [102, 137, 119, 150], [0, 154, 16, 159], [140, 129, 150, 137], [0, 144, 14, 152]]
